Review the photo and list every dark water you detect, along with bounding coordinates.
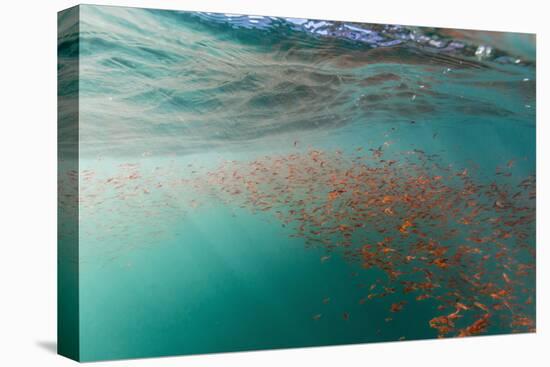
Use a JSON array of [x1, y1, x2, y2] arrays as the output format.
[[58, 5, 535, 361]]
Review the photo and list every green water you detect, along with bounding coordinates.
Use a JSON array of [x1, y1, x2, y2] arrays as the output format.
[[75, 153, 429, 360], [58, 4, 535, 362]]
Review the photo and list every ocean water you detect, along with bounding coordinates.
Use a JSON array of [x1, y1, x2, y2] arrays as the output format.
[[58, 5, 535, 362]]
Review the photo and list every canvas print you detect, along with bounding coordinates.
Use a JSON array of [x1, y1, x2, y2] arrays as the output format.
[[58, 4, 536, 362]]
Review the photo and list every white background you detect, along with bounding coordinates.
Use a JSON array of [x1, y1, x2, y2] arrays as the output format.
[[0, 0, 547, 365]]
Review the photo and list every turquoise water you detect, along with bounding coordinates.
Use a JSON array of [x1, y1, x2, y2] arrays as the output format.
[[58, 5, 535, 361]]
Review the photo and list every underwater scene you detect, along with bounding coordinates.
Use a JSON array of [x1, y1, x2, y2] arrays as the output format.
[[58, 4, 535, 362]]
